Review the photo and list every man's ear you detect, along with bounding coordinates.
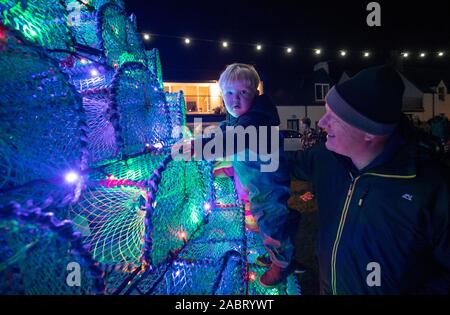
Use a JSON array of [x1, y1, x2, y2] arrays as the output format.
[[364, 133, 377, 142]]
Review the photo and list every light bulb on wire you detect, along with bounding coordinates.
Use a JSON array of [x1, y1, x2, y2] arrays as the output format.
[[90, 69, 99, 77], [65, 171, 80, 184]]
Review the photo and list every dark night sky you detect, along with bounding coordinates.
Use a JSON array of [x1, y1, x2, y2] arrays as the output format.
[[124, 0, 450, 95]]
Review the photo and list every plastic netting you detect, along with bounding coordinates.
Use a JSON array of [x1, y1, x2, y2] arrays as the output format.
[[146, 48, 163, 86], [87, 0, 125, 10], [64, 0, 102, 52], [143, 158, 212, 266], [69, 185, 147, 265], [68, 158, 212, 267], [89, 153, 166, 181], [193, 208, 244, 241], [97, 2, 146, 68], [110, 62, 171, 156], [127, 251, 245, 296], [213, 176, 240, 206], [64, 0, 125, 53], [0, 0, 73, 55], [165, 91, 188, 143], [0, 29, 87, 208], [150, 258, 244, 295], [0, 202, 105, 295], [81, 88, 118, 163]]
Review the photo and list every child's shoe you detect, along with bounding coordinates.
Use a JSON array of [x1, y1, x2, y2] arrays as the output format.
[[258, 264, 289, 288]]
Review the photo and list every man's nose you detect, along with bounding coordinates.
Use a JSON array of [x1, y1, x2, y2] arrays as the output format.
[[318, 115, 327, 129]]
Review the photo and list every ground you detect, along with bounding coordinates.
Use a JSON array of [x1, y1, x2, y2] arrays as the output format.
[[289, 180, 320, 295]]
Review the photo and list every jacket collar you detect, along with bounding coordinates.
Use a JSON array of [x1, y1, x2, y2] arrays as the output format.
[[335, 130, 417, 178]]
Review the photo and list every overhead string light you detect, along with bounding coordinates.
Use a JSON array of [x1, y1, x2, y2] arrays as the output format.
[[139, 32, 448, 60]]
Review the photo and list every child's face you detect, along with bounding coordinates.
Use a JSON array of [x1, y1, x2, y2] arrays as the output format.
[[221, 81, 258, 118]]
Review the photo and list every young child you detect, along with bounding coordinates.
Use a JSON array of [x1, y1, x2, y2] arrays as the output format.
[[213, 63, 297, 287]]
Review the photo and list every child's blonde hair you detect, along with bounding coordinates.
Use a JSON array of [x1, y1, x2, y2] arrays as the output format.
[[218, 63, 261, 91]]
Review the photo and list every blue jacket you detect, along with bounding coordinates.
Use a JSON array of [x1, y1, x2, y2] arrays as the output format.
[[208, 95, 294, 266], [289, 121, 450, 294]]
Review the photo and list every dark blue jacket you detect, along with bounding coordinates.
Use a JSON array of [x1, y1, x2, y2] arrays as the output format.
[[288, 122, 450, 294]]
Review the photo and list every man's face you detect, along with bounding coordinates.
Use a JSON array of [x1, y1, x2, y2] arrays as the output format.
[[318, 104, 367, 156], [221, 81, 258, 118]]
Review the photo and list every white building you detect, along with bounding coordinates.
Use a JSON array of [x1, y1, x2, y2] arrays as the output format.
[[276, 64, 450, 133]]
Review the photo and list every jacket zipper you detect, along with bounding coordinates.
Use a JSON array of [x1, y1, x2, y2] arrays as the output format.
[[331, 173, 359, 295], [330, 172, 416, 295]]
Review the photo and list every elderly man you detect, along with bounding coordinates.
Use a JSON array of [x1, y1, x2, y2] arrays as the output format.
[[289, 65, 450, 294]]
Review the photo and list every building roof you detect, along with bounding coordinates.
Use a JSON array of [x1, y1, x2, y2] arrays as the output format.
[[399, 67, 450, 93], [272, 68, 334, 106]]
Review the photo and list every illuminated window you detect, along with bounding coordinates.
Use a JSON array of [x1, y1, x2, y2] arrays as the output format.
[[164, 82, 224, 114]]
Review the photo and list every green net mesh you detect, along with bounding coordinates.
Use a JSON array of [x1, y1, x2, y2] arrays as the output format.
[[110, 62, 171, 156], [0, 0, 73, 56], [68, 157, 212, 267], [165, 91, 188, 143], [0, 203, 104, 295], [146, 48, 163, 86], [64, 0, 125, 52], [80, 88, 118, 163], [0, 29, 87, 207], [119, 173, 301, 295], [69, 185, 147, 265], [213, 176, 240, 206], [85, 0, 125, 10], [150, 159, 212, 266], [97, 2, 146, 68], [89, 153, 166, 181], [64, 0, 102, 53]]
